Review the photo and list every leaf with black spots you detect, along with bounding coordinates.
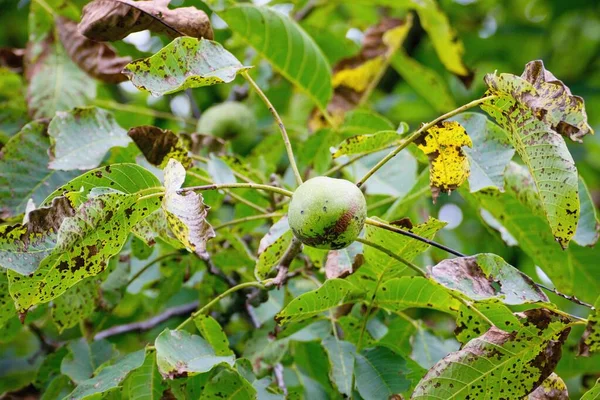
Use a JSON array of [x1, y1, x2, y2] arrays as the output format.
[[128, 126, 192, 169], [194, 314, 233, 357], [123, 37, 250, 97], [331, 129, 405, 159], [162, 159, 214, 257], [528, 373, 569, 399], [51, 276, 99, 333], [200, 366, 256, 400], [48, 107, 132, 171], [255, 216, 293, 281], [78, 0, 213, 42], [579, 295, 600, 356], [428, 253, 549, 305]]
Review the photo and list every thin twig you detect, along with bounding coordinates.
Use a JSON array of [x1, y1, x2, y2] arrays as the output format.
[[189, 154, 256, 184], [200, 254, 237, 287], [242, 70, 303, 186], [356, 95, 497, 187], [93, 99, 196, 126], [94, 301, 199, 341], [180, 182, 294, 197], [214, 213, 285, 230]]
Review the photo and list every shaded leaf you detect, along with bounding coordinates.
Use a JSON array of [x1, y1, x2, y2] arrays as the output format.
[[128, 126, 191, 169], [51, 276, 98, 332], [124, 350, 166, 400], [411, 327, 460, 369], [339, 109, 395, 135], [574, 176, 599, 246], [48, 107, 132, 170], [0, 328, 43, 394], [207, 154, 236, 184], [322, 336, 356, 397], [325, 241, 364, 279], [528, 373, 569, 400], [200, 367, 256, 400], [0, 120, 78, 216], [354, 346, 411, 399], [26, 39, 95, 119], [123, 37, 250, 97], [578, 295, 600, 357], [57, 17, 131, 84], [428, 253, 549, 305], [60, 338, 115, 384], [416, 120, 472, 202], [450, 112, 515, 192], [0, 196, 74, 275], [255, 216, 293, 281], [0, 47, 25, 73], [275, 278, 364, 325], [412, 309, 571, 399], [155, 329, 235, 379], [482, 62, 582, 248], [331, 129, 405, 159], [79, 0, 213, 41], [66, 349, 145, 400], [220, 4, 332, 111], [163, 159, 215, 257], [9, 191, 161, 313], [194, 314, 233, 357]]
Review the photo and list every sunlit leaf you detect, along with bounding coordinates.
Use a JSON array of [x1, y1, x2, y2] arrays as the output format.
[[48, 107, 132, 170], [128, 126, 192, 169], [416, 120, 472, 202], [429, 253, 549, 305], [155, 329, 235, 379], [527, 373, 569, 400], [79, 0, 213, 41], [582, 379, 600, 400], [331, 129, 405, 159], [450, 112, 515, 192], [255, 216, 293, 281], [0, 271, 18, 331], [579, 295, 600, 357], [194, 314, 234, 357], [124, 37, 250, 97], [219, 4, 332, 111], [163, 159, 215, 257], [482, 61, 583, 248], [0, 120, 78, 216], [51, 276, 98, 332], [413, 309, 571, 399]]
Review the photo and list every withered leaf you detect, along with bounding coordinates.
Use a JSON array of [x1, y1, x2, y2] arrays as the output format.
[[57, 17, 131, 84], [128, 125, 192, 169], [0, 48, 25, 73], [325, 241, 364, 279], [578, 295, 600, 356], [78, 0, 213, 42], [528, 373, 569, 400]]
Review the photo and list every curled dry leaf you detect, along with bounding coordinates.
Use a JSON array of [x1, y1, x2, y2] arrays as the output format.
[[78, 0, 213, 42], [57, 17, 131, 84], [128, 125, 192, 168]]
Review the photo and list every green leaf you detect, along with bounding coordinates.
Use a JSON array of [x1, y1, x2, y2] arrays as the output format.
[[321, 336, 356, 397], [338, 110, 395, 135], [9, 191, 162, 312], [391, 50, 456, 112], [354, 346, 411, 399], [411, 327, 460, 369], [0, 328, 43, 394], [449, 112, 515, 192], [163, 159, 215, 257], [128, 126, 192, 169], [579, 295, 600, 357], [582, 379, 600, 400], [275, 278, 364, 325], [0, 196, 74, 275], [48, 107, 132, 171], [155, 329, 235, 379], [123, 37, 250, 97], [0, 120, 78, 216], [207, 154, 236, 184], [51, 276, 98, 332], [200, 367, 257, 400], [331, 129, 404, 159], [255, 216, 293, 281], [27, 41, 95, 119], [429, 253, 549, 305], [43, 163, 162, 207], [574, 176, 599, 246], [194, 314, 234, 357], [124, 350, 167, 400], [60, 338, 115, 384], [527, 373, 569, 399], [66, 349, 145, 400], [219, 4, 332, 111], [364, 216, 446, 278], [482, 62, 582, 248], [412, 309, 571, 399], [0, 271, 18, 330]]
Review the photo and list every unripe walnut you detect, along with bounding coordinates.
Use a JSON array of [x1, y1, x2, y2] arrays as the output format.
[[288, 177, 367, 250], [196, 101, 257, 154]]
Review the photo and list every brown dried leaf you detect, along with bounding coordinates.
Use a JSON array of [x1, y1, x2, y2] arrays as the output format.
[[57, 17, 131, 84], [0, 48, 25, 73], [78, 0, 213, 42], [578, 296, 600, 356], [325, 242, 364, 279], [128, 125, 192, 168], [528, 373, 569, 400]]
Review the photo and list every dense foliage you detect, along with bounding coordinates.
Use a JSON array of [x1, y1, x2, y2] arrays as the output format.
[[0, 0, 599, 399]]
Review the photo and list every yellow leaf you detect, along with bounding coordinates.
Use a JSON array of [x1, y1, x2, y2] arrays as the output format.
[[417, 121, 472, 202], [332, 57, 385, 92]]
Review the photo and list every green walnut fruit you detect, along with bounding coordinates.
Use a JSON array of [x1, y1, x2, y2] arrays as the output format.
[[288, 176, 367, 250], [196, 101, 257, 154]]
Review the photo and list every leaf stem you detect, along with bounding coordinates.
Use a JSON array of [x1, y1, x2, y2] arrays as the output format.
[[356, 237, 425, 276], [176, 281, 266, 329], [180, 182, 294, 198], [93, 99, 196, 126], [214, 212, 285, 230], [242, 70, 303, 186], [356, 95, 497, 187], [189, 154, 256, 184]]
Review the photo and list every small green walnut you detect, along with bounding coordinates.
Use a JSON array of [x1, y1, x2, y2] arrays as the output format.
[[288, 176, 367, 250], [196, 101, 257, 154]]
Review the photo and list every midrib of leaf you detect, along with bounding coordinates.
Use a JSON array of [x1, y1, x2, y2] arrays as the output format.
[[359, 353, 395, 394]]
